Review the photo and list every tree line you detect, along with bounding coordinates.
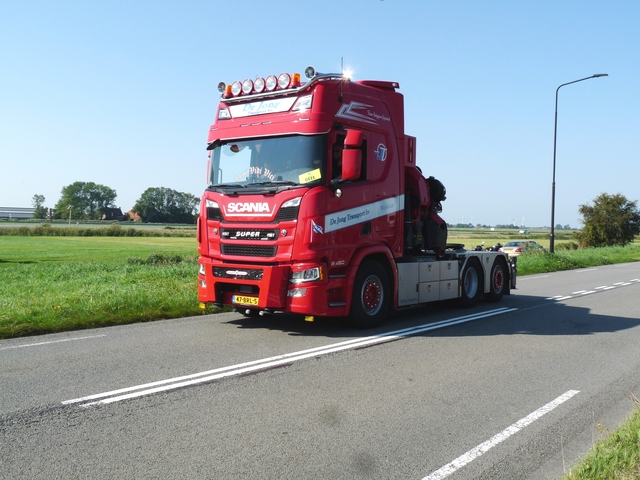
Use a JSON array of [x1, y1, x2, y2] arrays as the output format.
[[31, 182, 199, 224]]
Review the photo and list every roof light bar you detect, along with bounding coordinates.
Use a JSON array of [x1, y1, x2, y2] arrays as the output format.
[[219, 65, 342, 99]]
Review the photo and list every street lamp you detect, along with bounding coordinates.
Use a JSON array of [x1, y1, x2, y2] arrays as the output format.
[[68, 206, 72, 227], [550, 73, 608, 253]]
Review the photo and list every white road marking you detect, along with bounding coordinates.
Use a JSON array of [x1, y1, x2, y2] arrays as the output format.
[[422, 390, 580, 480], [547, 277, 638, 302], [63, 308, 518, 407], [0, 335, 106, 351]]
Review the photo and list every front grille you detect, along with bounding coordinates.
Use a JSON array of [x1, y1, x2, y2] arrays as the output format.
[[221, 245, 277, 257], [213, 267, 264, 280]]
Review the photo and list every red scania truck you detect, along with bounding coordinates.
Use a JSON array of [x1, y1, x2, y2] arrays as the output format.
[[197, 66, 516, 328]]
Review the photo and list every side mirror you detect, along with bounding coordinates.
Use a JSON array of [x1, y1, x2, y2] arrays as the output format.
[[342, 129, 364, 181]]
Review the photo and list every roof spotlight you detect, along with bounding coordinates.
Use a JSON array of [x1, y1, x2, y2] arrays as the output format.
[[305, 66, 316, 79], [217, 82, 226, 93], [266, 75, 278, 91], [278, 73, 291, 89], [254, 77, 265, 93], [241, 78, 253, 95], [230, 81, 242, 97]]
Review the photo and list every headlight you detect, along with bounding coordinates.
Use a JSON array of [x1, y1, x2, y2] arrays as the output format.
[[282, 197, 302, 208], [290, 266, 323, 284]]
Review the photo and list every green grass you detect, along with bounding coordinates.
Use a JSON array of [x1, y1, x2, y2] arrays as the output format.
[[516, 245, 640, 275], [561, 397, 640, 480], [0, 235, 197, 263], [0, 259, 206, 337], [0, 235, 216, 338]]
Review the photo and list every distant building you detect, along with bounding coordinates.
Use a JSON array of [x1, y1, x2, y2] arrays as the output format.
[[100, 207, 125, 221], [0, 207, 36, 219]]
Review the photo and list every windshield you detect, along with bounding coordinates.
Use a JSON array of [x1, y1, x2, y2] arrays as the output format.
[[208, 134, 327, 189]]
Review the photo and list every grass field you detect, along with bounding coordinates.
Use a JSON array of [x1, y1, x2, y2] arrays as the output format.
[[0, 235, 204, 338]]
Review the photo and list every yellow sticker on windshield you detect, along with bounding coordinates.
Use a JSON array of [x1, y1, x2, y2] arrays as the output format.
[[299, 168, 321, 184]]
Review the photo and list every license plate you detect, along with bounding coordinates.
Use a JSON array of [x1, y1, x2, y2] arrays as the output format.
[[232, 295, 259, 306]]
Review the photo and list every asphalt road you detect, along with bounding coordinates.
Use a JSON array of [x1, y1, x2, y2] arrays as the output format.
[[2, 262, 640, 479]]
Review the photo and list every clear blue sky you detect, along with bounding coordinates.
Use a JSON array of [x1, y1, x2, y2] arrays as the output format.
[[1, 1, 638, 228]]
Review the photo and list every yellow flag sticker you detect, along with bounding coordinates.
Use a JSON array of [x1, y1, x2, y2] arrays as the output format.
[[299, 168, 321, 184]]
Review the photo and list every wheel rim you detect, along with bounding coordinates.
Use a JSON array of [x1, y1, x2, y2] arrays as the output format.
[[464, 267, 478, 298], [492, 265, 504, 292], [361, 274, 383, 315]]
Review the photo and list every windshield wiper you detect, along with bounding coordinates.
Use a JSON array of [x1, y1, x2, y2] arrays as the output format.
[[212, 184, 247, 188], [250, 181, 298, 186]]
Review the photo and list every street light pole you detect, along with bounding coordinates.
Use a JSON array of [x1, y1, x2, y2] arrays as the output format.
[[68, 206, 72, 227], [550, 73, 608, 253]]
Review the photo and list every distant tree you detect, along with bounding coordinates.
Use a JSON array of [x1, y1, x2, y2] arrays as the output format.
[[555, 224, 564, 230], [132, 187, 199, 223], [32, 194, 47, 219], [54, 181, 117, 220], [574, 193, 640, 248]]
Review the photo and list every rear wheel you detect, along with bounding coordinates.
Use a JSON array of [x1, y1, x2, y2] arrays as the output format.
[[349, 260, 390, 329], [459, 260, 482, 308], [486, 258, 507, 302]]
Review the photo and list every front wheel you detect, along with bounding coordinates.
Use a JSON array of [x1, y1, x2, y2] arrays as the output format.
[[459, 260, 482, 308], [349, 260, 390, 329]]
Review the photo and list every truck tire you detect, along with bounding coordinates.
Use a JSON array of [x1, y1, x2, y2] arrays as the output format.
[[349, 260, 390, 329], [486, 258, 507, 303], [459, 259, 482, 308]]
